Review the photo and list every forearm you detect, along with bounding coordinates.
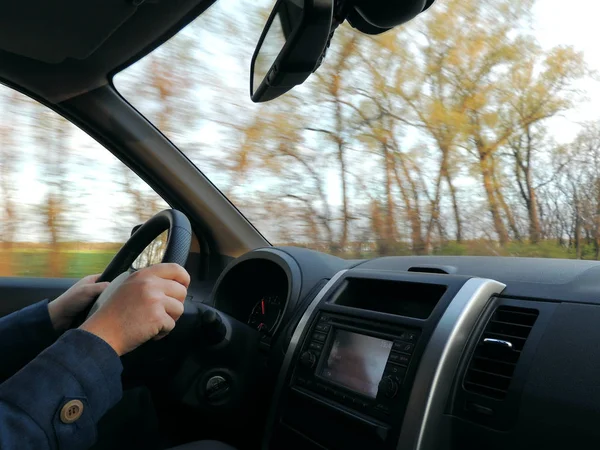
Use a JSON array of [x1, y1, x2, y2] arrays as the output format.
[[0, 329, 123, 450], [0, 300, 59, 382]]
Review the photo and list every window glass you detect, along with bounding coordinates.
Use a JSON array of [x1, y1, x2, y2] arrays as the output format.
[[115, 0, 600, 260], [0, 85, 168, 277], [131, 230, 169, 270]]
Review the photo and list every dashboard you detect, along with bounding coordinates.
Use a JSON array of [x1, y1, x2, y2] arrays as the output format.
[[203, 247, 600, 450]]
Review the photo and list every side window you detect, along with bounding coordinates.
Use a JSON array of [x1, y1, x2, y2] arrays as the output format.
[[0, 86, 169, 278]]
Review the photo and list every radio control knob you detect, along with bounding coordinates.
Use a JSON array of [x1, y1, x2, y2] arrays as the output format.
[[300, 351, 317, 368], [379, 376, 399, 399]]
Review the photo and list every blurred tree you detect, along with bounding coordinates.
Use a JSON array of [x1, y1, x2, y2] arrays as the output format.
[[372, 0, 586, 248], [115, 25, 200, 228], [446, 0, 533, 245], [562, 124, 600, 259], [0, 91, 23, 275], [32, 104, 72, 277], [231, 100, 342, 250], [119, 27, 200, 138], [309, 29, 359, 253], [119, 166, 168, 225], [380, 21, 468, 246], [350, 38, 429, 254], [505, 46, 586, 243]]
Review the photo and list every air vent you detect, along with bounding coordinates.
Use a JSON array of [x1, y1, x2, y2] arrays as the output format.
[[407, 265, 457, 274], [464, 306, 539, 400]]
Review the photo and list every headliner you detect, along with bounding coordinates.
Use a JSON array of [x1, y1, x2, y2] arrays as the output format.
[[0, 0, 215, 102]]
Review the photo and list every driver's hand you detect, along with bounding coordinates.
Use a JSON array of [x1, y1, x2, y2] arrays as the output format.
[[79, 263, 191, 356], [48, 274, 110, 332]]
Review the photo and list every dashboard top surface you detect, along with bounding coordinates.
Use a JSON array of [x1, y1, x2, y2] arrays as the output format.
[[275, 247, 600, 304], [355, 255, 600, 303], [356, 255, 600, 284]]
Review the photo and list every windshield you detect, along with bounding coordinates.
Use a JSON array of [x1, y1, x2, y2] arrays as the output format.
[[115, 0, 600, 260]]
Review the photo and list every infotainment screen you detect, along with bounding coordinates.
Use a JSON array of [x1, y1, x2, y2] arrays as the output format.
[[321, 330, 393, 398]]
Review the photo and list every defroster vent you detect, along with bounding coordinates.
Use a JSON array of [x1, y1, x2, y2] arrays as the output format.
[[464, 306, 539, 399]]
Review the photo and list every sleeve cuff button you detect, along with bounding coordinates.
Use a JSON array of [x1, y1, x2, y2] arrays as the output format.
[[60, 400, 84, 424]]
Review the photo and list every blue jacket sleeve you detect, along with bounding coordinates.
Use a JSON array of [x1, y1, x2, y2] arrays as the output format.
[[0, 300, 59, 382], [0, 329, 123, 450]]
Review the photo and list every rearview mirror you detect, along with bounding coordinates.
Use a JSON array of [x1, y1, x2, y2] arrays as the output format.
[[250, 0, 334, 103]]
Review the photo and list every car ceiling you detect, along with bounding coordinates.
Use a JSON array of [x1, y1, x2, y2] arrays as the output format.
[[0, 0, 215, 102]]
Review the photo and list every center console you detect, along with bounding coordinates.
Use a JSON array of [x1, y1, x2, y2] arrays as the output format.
[[295, 312, 419, 423], [262, 269, 507, 450]]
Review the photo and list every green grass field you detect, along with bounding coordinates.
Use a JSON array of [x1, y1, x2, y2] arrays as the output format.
[[0, 250, 117, 278], [0, 240, 598, 279], [333, 240, 600, 261]]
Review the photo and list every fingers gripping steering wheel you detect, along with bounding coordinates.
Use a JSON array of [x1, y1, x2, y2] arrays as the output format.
[[85, 209, 192, 319]]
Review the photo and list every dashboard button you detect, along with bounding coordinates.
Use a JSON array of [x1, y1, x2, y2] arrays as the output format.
[[375, 403, 391, 414], [309, 342, 324, 351], [394, 342, 414, 354], [379, 376, 399, 399], [313, 332, 327, 342], [300, 351, 317, 368], [319, 315, 331, 322], [388, 352, 410, 366], [399, 331, 418, 342], [354, 398, 366, 408], [385, 363, 407, 377], [315, 323, 331, 333]]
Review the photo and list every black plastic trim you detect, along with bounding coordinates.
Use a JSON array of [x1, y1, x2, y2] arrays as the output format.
[[450, 298, 557, 431], [211, 248, 302, 338]]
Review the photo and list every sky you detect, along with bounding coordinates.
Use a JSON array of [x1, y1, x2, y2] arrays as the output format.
[[533, 0, 600, 143]]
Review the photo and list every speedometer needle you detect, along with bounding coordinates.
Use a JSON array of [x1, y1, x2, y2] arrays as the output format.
[[261, 299, 265, 315]]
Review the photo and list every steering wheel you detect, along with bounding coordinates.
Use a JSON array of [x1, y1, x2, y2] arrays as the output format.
[[85, 209, 192, 319]]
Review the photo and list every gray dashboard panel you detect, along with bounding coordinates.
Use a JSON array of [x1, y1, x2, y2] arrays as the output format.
[[275, 246, 600, 304], [515, 302, 600, 447], [350, 256, 600, 303]]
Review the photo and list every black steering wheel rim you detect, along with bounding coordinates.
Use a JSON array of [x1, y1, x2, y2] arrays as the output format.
[[98, 209, 192, 283], [78, 209, 192, 324]]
